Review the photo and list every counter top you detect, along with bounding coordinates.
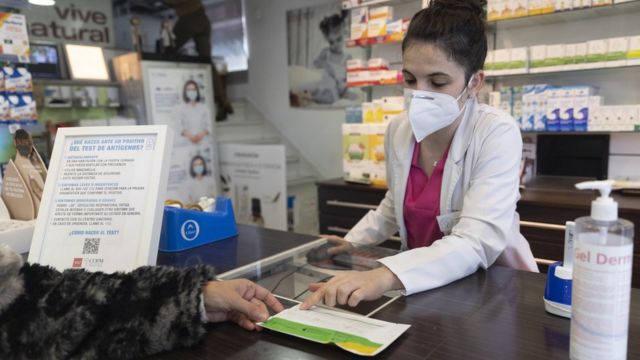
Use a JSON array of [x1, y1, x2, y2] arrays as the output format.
[[151, 225, 640, 359], [317, 177, 640, 212]]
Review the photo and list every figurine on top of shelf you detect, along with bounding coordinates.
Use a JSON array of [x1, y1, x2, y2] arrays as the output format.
[[130, 16, 143, 53], [158, 16, 176, 54]]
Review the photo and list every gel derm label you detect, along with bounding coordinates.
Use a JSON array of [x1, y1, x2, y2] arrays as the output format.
[[571, 239, 633, 360], [574, 248, 633, 267]]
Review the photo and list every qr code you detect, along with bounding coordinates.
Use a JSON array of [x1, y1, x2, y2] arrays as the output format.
[[82, 238, 100, 255]]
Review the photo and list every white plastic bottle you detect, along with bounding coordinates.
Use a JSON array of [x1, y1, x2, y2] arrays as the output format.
[[570, 180, 634, 360]]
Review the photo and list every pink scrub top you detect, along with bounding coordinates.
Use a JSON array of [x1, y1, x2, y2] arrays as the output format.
[[403, 142, 450, 249]]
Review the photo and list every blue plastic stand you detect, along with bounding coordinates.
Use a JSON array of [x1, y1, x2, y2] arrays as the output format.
[[543, 261, 572, 318], [159, 197, 238, 252]]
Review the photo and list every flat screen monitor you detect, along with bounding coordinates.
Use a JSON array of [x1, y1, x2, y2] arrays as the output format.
[[27, 43, 62, 79]]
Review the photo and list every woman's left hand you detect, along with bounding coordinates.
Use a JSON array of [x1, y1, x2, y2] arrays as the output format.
[[300, 266, 403, 310]]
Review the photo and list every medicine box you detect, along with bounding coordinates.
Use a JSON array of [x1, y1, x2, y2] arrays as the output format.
[[530, 45, 547, 70], [369, 6, 393, 20], [350, 23, 368, 40], [367, 18, 388, 38], [586, 39, 608, 68], [628, 36, 640, 66], [606, 37, 629, 67], [343, 124, 371, 183], [351, 7, 368, 24], [368, 58, 389, 70], [347, 58, 367, 71]]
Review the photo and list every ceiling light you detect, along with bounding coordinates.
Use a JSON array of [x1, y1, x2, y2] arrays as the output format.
[[28, 0, 55, 6]]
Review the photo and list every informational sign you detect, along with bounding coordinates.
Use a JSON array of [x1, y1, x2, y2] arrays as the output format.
[[145, 64, 218, 204], [0, 13, 30, 63], [28, 126, 172, 273], [26, 0, 114, 47], [219, 144, 287, 231]]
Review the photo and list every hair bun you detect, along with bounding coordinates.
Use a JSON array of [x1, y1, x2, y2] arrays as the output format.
[[428, 0, 486, 18]]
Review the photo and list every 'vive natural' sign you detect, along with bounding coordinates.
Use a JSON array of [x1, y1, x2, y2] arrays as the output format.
[[27, 0, 114, 47]]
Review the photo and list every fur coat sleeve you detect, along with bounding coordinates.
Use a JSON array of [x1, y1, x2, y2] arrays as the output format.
[[0, 245, 216, 360]]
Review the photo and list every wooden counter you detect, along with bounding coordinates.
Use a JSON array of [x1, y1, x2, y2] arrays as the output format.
[[152, 225, 640, 359], [317, 178, 640, 286]]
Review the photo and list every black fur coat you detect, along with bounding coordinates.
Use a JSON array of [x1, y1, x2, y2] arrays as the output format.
[[0, 245, 216, 359]]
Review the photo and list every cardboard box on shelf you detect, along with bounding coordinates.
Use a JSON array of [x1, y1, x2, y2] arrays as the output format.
[[530, 45, 548, 71], [381, 96, 404, 115], [369, 6, 393, 20], [628, 36, 640, 66], [368, 123, 388, 186], [586, 39, 609, 68], [368, 58, 389, 70], [343, 124, 371, 183], [351, 7, 368, 24], [509, 47, 529, 73], [347, 70, 370, 87], [592, 0, 613, 6], [347, 58, 367, 72], [369, 6, 393, 21], [606, 36, 629, 67], [386, 19, 404, 36], [573, 0, 592, 8], [511, 0, 528, 17], [350, 23, 368, 41], [545, 44, 566, 69], [367, 18, 388, 38]]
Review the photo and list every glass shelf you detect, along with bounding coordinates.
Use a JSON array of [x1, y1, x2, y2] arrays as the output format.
[[487, 0, 640, 31]]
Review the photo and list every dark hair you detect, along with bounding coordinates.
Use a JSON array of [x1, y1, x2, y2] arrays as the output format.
[[402, 0, 487, 82], [189, 155, 207, 178], [183, 80, 201, 103], [319, 11, 347, 37]]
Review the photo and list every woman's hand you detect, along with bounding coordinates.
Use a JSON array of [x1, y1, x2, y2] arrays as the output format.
[[299, 266, 403, 310], [202, 279, 284, 331], [320, 234, 354, 256]]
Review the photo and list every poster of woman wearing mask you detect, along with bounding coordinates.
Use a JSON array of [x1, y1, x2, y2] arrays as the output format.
[[146, 66, 218, 204]]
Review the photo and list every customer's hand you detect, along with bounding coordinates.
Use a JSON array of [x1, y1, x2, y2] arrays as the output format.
[[202, 279, 284, 331], [299, 266, 403, 310], [320, 234, 354, 256]]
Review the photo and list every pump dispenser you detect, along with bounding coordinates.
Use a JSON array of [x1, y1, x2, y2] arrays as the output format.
[[570, 180, 634, 360]]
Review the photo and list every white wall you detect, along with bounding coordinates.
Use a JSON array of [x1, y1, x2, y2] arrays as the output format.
[[244, 0, 345, 179]]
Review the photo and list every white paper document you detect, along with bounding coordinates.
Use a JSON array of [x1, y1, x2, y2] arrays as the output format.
[[260, 305, 410, 356]]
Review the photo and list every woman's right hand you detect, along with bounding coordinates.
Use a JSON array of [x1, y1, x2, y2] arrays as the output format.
[[321, 234, 354, 256]]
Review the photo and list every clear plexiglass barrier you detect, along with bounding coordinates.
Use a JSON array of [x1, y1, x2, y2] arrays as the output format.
[[218, 238, 403, 317]]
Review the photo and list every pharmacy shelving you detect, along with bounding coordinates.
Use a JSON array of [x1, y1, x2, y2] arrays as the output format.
[[342, 0, 419, 10], [521, 129, 640, 134], [485, 62, 640, 80], [346, 33, 404, 48], [347, 81, 403, 89], [488, 0, 640, 31]]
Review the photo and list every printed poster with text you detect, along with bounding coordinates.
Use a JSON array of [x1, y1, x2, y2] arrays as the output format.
[[146, 66, 218, 203], [219, 144, 287, 231], [41, 134, 157, 273], [0, 13, 30, 63]]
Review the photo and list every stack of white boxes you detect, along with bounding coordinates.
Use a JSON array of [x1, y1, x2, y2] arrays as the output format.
[[485, 34, 640, 76], [490, 85, 640, 132]]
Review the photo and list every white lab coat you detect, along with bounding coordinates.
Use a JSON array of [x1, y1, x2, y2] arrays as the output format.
[[345, 99, 538, 295]]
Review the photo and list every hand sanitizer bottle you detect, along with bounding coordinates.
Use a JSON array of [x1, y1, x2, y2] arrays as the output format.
[[570, 180, 634, 360]]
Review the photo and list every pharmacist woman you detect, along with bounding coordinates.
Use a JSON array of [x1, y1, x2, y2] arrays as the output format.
[[302, 0, 538, 310]]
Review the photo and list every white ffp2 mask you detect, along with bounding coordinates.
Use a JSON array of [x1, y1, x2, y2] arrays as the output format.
[[404, 77, 474, 143]]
